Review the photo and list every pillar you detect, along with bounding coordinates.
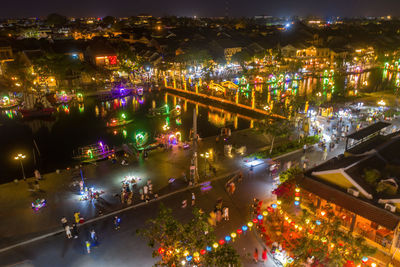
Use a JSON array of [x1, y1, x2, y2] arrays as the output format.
[[235, 90, 239, 104], [164, 93, 168, 104], [184, 80, 187, 91], [195, 84, 198, 94], [251, 89, 255, 109], [164, 77, 167, 87], [173, 78, 176, 89], [234, 116, 238, 129]]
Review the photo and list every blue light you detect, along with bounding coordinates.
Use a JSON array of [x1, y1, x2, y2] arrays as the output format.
[[285, 23, 290, 28], [242, 225, 248, 231], [225, 236, 231, 242], [206, 246, 212, 252], [294, 201, 300, 206], [257, 215, 263, 220], [316, 220, 321, 225], [186, 255, 192, 261], [272, 204, 277, 209]]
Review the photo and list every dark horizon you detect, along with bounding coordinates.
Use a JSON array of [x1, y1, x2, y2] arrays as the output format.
[[1, 0, 400, 19]]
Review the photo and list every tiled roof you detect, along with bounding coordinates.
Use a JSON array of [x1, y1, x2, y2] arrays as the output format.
[[299, 176, 400, 230]]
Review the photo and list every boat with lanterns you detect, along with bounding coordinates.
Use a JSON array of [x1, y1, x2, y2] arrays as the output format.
[[0, 96, 19, 109], [147, 104, 181, 118], [72, 141, 114, 163], [106, 113, 133, 128]]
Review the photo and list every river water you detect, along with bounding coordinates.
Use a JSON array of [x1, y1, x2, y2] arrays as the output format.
[[0, 68, 397, 183], [0, 91, 252, 183]]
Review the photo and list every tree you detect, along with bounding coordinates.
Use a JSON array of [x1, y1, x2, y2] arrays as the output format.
[[138, 204, 241, 267], [102, 16, 116, 26], [231, 50, 251, 68], [4, 58, 34, 91], [256, 119, 292, 154]]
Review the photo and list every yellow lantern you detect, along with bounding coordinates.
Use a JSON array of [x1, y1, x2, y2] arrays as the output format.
[[193, 252, 199, 257], [213, 243, 218, 249], [231, 232, 237, 239], [183, 250, 189, 256], [262, 211, 268, 216], [248, 222, 253, 228]]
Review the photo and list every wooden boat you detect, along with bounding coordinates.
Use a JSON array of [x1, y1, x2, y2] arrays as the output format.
[[19, 108, 55, 118], [106, 118, 133, 128], [72, 142, 114, 163]]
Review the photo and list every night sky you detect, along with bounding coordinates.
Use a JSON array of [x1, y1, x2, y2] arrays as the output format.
[[1, 0, 400, 18]]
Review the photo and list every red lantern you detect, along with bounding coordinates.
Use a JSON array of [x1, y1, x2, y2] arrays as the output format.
[[158, 247, 165, 254], [237, 229, 243, 234], [253, 218, 258, 224], [200, 249, 206, 255], [291, 221, 295, 226], [219, 239, 225, 245]]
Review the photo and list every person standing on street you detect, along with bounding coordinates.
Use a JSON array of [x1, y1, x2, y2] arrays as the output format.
[[61, 217, 68, 228], [90, 229, 97, 246], [74, 212, 80, 224], [114, 216, 121, 230], [85, 241, 91, 254], [191, 193, 195, 206], [253, 248, 259, 263], [65, 225, 72, 239], [182, 199, 187, 208], [72, 223, 79, 239], [262, 248, 268, 262]]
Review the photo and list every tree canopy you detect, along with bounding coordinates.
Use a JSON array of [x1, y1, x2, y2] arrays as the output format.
[[138, 204, 241, 267]]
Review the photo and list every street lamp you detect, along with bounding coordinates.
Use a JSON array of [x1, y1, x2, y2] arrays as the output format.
[[14, 153, 26, 181]]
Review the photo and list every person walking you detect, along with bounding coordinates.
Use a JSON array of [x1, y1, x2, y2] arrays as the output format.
[[143, 185, 148, 196], [223, 207, 229, 221], [181, 199, 187, 208], [72, 223, 79, 239], [262, 248, 268, 262], [85, 241, 91, 254], [74, 212, 80, 224], [253, 248, 259, 263], [61, 217, 68, 228], [65, 225, 72, 239], [303, 144, 307, 154], [114, 216, 121, 230], [90, 229, 97, 246], [191, 193, 196, 206], [323, 148, 328, 161]]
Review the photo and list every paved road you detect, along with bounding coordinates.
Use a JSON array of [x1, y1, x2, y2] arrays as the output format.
[[0, 165, 277, 267]]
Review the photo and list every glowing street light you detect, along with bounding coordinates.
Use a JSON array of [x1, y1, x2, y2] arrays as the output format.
[[14, 153, 26, 181]]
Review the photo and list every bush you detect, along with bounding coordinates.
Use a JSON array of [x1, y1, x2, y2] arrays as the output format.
[[251, 135, 319, 159]]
